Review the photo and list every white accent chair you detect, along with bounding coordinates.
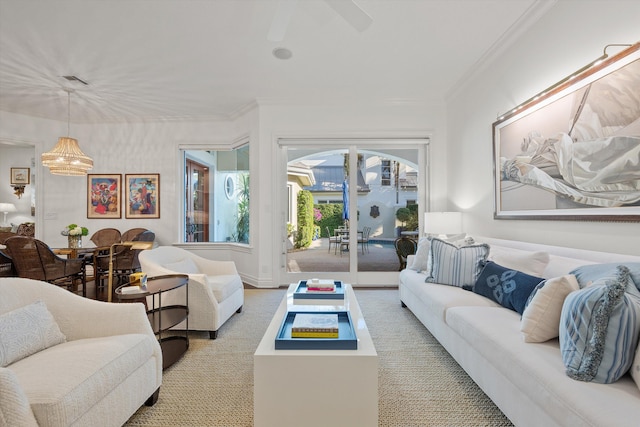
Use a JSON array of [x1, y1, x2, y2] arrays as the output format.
[[139, 246, 244, 339], [0, 277, 162, 427]]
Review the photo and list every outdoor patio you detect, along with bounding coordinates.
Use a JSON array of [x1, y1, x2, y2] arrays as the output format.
[[286, 236, 401, 272]]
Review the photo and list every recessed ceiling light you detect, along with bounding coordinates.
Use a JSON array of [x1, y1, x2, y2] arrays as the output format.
[[273, 47, 292, 60]]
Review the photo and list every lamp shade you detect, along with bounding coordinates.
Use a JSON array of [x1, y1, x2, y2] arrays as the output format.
[[0, 203, 17, 213], [424, 212, 463, 236]]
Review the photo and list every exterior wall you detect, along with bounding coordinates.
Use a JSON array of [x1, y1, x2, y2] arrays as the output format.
[[446, 0, 640, 256]]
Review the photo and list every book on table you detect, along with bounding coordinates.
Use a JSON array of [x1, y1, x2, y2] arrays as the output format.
[[291, 313, 339, 338], [305, 279, 336, 293]]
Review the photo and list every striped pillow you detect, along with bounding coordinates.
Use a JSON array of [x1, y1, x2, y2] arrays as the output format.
[[426, 239, 490, 288], [559, 265, 640, 383]]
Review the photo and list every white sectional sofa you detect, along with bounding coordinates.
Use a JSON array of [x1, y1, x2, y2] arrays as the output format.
[[399, 236, 640, 427], [0, 278, 162, 427]]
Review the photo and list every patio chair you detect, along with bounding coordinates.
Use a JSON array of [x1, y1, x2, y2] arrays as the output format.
[[326, 226, 340, 254], [4, 236, 86, 295], [358, 226, 371, 253], [394, 236, 417, 271]]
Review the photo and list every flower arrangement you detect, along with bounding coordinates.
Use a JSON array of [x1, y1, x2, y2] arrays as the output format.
[[61, 223, 89, 237]]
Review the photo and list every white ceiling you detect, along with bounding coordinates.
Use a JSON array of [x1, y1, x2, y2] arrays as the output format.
[[0, 0, 547, 124]]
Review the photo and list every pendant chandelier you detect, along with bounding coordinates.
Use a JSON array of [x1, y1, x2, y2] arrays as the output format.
[[41, 88, 93, 176]]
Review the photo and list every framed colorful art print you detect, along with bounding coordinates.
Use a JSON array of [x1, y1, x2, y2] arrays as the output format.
[[87, 174, 122, 219], [125, 174, 160, 219]]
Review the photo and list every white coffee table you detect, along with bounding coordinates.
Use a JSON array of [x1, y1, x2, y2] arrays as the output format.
[[254, 283, 378, 427]]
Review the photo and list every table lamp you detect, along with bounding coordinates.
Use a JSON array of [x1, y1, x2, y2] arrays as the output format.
[[424, 212, 463, 238], [0, 203, 17, 226], [107, 240, 154, 302]]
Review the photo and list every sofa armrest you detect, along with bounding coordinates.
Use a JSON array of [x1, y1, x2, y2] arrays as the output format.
[[0, 367, 38, 427]]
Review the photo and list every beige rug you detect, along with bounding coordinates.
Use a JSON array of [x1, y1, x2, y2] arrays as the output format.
[[125, 288, 512, 426]]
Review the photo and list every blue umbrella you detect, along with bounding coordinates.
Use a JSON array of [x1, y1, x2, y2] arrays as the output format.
[[342, 179, 349, 222]]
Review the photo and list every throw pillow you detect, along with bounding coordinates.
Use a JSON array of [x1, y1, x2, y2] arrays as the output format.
[[164, 258, 200, 274], [487, 246, 550, 277], [520, 274, 579, 342], [0, 301, 66, 367], [631, 339, 640, 392], [559, 265, 640, 383], [473, 261, 545, 314], [408, 237, 431, 273], [570, 262, 640, 289], [426, 238, 489, 288]]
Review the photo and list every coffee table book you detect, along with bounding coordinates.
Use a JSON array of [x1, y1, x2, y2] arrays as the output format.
[[293, 280, 345, 301], [275, 311, 357, 350], [291, 313, 339, 338]]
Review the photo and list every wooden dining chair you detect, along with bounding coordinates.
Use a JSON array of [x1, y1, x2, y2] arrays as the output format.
[[4, 236, 86, 295], [94, 231, 155, 288]]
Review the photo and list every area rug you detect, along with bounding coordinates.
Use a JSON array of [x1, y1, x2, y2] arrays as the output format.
[[125, 288, 512, 426]]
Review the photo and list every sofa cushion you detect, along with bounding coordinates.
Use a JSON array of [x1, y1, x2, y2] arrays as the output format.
[[9, 333, 155, 426], [560, 265, 640, 383], [473, 261, 544, 315], [0, 301, 66, 367], [632, 339, 640, 392], [426, 239, 489, 288], [570, 262, 640, 289], [521, 275, 579, 343], [164, 258, 200, 275], [487, 246, 549, 277], [205, 274, 244, 302], [408, 237, 431, 273]]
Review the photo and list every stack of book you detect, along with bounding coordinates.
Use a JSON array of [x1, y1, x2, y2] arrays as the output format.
[[291, 313, 339, 338], [306, 279, 335, 293]]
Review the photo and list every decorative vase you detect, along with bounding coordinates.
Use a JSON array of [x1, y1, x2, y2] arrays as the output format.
[[68, 235, 82, 248]]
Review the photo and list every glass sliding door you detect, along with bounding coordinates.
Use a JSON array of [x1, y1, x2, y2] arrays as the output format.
[[281, 140, 427, 287]]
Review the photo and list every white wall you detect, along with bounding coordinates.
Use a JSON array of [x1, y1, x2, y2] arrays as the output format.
[[0, 145, 35, 226], [447, 0, 640, 256]]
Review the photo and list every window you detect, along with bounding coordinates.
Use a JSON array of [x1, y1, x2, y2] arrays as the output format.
[[381, 159, 391, 186], [182, 144, 249, 243]]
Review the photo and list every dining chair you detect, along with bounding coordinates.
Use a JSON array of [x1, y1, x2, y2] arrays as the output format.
[[94, 231, 156, 289], [90, 228, 122, 247], [394, 236, 417, 271], [4, 236, 86, 295], [121, 227, 148, 242]]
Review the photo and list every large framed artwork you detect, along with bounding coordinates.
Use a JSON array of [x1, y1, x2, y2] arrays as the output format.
[[493, 43, 640, 221], [87, 174, 121, 219], [125, 174, 160, 219]]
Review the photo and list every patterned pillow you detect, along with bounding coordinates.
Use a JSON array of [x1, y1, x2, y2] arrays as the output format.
[[570, 262, 640, 288], [426, 238, 490, 288], [521, 275, 579, 342], [473, 261, 545, 314], [559, 265, 640, 383], [0, 301, 66, 367], [631, 339, 640, 391]]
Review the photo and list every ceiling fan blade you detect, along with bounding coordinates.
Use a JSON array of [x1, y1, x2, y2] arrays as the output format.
[[324, 0, 373, 32], [267, 0, 298, 42]]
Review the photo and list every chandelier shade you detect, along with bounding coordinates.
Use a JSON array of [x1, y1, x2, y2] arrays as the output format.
[[41, 89, 93, 176]]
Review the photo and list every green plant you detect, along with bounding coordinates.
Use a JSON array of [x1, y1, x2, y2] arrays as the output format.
[[395, 207, 411, 226], [233, 174, 250, 243], [295, 190, 314, 249]]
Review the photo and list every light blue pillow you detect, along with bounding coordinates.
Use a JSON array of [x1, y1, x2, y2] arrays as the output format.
[[570, 263, 640, 289], [559, 265, 640, 383], [426, 238, 490, 288]]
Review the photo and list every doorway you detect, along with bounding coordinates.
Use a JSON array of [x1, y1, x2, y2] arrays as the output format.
[[280, 140, 428, 287]]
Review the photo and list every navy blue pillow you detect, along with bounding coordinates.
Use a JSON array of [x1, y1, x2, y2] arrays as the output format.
[[473, 261, 545, 314]]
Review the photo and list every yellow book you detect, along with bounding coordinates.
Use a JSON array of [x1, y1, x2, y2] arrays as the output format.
[[291, 331, 339, 338]]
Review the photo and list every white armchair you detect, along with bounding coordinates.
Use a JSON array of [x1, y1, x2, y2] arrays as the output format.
[[139, 246, 244, 339], [0, 277, 162, 427]]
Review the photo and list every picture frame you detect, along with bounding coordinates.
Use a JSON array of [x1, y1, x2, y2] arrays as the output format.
[[125, 174, 160, 219], [87, 174, 122, 219], [492, 43, 640, 221], [10, 167, 30, 185]]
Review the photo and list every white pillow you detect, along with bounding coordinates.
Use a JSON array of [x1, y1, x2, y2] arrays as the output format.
[[0, 301, 66, 367], [488, 246, 550, 277], [521, 275, 579, 343], [408, 237, 431, 273], [164, 258, 200, 274]]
